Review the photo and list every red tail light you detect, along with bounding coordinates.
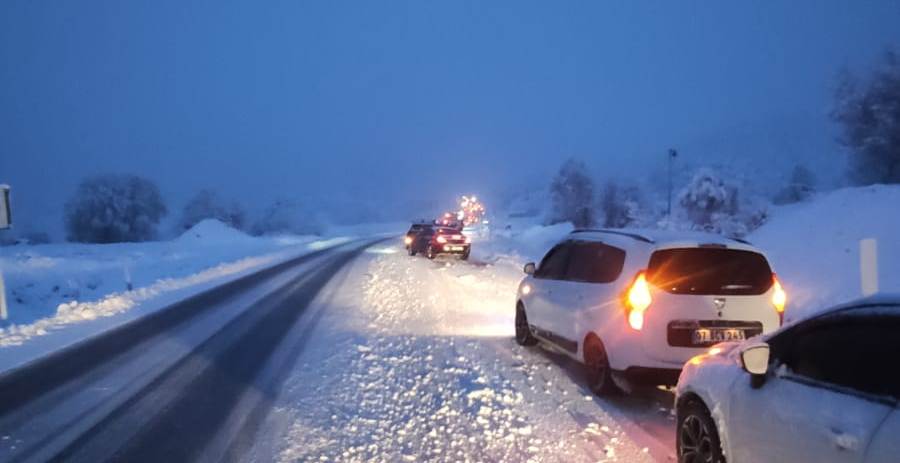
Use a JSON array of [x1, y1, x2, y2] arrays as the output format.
[[623, 271, 652, 330], [436, 235, 447, 244], [772, 274, 787, 325]]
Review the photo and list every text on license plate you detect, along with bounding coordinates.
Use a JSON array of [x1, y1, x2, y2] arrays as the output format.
[[692, 328, 745, 344]]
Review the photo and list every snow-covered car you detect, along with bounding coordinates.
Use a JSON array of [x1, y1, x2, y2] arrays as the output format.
[[675, 295, 900, 463], [515, 229, 786, 395], [408, 226, 471, 260]]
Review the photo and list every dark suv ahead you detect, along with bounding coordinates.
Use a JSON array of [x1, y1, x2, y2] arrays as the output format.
[[409, 226, 471, 260], [404, 222, 431, 250]]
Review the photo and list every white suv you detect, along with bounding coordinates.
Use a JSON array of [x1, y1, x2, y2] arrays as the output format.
[[515, 229, 786, 394]]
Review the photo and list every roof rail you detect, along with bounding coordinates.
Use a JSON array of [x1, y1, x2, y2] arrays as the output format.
[[728, 236, 752, 245], [570, 229, 655, 244]]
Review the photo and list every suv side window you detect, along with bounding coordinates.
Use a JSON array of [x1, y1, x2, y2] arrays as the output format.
[[565, 242, 626, 283], [535, 243, 571, 280], [774, 316, 900, 400]]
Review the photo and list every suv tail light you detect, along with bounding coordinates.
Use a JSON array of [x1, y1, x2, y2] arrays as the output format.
[[436, 235, 447, 243], [623, 271, 652, 330], [771, 274, 787, 325]]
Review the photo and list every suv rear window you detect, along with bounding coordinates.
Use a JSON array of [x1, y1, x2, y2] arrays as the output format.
[[647, 248, 773, 295]]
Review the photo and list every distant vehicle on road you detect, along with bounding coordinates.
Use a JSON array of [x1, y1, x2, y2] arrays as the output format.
[[515, 229, 786, 395], [675, 295, 900, 463], [408, 226, 471, 260], [404, 222, 432, 249], [436, 212, 464, 230]]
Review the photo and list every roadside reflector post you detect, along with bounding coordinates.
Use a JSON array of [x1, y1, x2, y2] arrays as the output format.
[[0, 273, 7, 321], [0, 184, 10, 321], [860, 238, 879, 297]]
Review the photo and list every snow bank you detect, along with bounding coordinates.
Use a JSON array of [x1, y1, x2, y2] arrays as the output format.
[[749, 184, 900, 321], [174, 219, 258, 246]]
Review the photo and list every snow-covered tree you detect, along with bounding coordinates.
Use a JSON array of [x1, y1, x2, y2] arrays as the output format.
[[180, 189, 246, 231], [64, 174, 167, 243], [832, 49, 900, 185], [676, 168, 770, 237], [773, 165, 816, 205], [251, 199, 325, 236], [599, 181, 641, 228], [678, 168, 738, 230], [548, 158, 595, 228]]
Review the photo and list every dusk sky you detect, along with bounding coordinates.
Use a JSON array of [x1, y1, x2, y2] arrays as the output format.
[[2, 0, 900, 234]]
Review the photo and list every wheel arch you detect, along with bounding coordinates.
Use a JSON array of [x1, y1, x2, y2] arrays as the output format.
[[676, 391, 707, 413], [581, 331, 606, 364]]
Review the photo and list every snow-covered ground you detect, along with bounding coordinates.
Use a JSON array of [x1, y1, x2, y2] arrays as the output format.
[[0, 220, 384, 360], [1, 184, 896, 461], [250, 185, 900, 462], [249, 243, 664, 462], [749, 184, 900, 321]]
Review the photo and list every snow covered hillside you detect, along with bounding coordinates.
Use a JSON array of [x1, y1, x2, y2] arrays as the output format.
[[485, 184, 900, 323], [749, 184, 900, 321]]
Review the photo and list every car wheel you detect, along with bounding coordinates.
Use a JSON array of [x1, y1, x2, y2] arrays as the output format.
[[515, 304, 538, 346], [460, 249, 470, 260], [408, 244, 417, 256], [677, 401, 725, 463], [584, 336, 620, 396], [426, 245, 435, 260]]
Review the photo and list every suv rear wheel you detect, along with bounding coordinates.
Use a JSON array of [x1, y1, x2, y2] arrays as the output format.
[[584, 336, 619, 396], [677, 400, 725, 463], [426, 245, 436, 260], [515, 304, 538, 346]]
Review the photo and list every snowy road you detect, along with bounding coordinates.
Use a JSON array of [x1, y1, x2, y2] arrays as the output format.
[[0, 239, 677, 462], [249, 241, 676, 462]]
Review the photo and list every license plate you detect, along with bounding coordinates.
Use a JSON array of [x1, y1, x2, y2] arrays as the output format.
[[449, 246, 464, 251], [692, 328, 745, 344]]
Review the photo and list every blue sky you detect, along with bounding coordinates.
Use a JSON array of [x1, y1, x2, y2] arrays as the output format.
[[2, 0, 900, 233]]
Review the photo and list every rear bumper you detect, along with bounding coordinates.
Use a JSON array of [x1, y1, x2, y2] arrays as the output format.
[[618, 367, 683, 386], [435, 244, 470, 254]]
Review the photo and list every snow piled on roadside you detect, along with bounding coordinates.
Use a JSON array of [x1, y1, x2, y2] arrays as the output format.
[[749, 184, 900, 321], [1, 249, 291, 347], [0, 219, 346, 347]]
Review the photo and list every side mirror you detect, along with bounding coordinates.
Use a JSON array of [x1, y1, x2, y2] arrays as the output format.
[[524, 262, 536, 275], [740, 342, 770, 388]]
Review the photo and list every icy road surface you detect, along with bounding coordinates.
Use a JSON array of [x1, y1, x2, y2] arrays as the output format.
[[248, 243, 675, 462]]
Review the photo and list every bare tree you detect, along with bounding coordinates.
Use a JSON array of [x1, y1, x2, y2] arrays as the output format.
[[599, 181, 641, 228], [832, 49, 900, 185], [774, 164, 816, 205], [548, 158, 595, 228]]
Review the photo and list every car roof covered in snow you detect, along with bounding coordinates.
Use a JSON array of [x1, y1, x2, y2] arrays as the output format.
[[568, 228, 757, 251]]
